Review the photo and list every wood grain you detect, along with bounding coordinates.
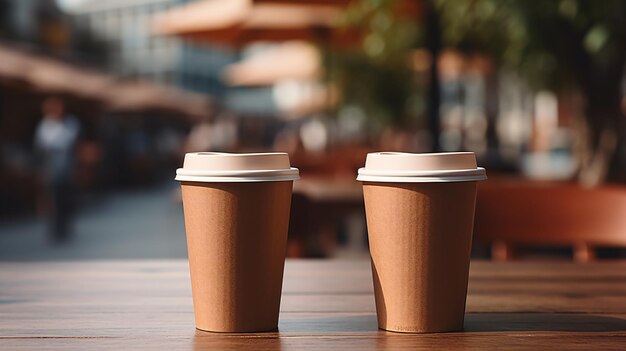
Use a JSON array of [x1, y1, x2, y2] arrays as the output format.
[[1, 260, 625, 350]]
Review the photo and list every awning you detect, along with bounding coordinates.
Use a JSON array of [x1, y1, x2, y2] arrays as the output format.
[[0, 43, 113, 102], [0, 43, 212, 119], [106, 81, 212, 119]]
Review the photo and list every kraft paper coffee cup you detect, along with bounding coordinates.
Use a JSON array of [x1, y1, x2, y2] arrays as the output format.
[[176, 152, 299, 332], [357, 152, 487, 333]]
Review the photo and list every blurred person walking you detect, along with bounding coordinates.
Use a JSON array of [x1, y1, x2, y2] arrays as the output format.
[[34, 97, 80, 243]]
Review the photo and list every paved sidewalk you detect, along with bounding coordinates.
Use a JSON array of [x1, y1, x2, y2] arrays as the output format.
[[0, 186, 187, 261]]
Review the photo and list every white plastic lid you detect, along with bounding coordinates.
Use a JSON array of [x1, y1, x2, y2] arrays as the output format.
[[175, 152, 299, 182], [357, 152, 487, 183]]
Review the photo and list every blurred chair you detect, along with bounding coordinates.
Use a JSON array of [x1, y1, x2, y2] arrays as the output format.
[[474, 180, 626, 262], [289, 177, 364, 258]]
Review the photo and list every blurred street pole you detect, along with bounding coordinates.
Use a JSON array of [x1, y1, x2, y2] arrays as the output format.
[[425, 0, 441, 152]]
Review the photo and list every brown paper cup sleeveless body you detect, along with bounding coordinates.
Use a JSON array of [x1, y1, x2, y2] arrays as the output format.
[[357, 152, 486, 333], [176, 152, 299, 332]]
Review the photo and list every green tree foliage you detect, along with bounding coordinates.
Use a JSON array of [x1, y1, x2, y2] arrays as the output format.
[[330, 0, 421, 127], [436, 0, 626, 140], [436, 0, 626, 180], [437, 0, 626, 89]]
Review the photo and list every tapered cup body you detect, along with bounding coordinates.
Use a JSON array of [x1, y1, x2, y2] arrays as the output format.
[[181, 181, 293, 332], [176, 152, 299, 332], [363, 181, 477, 332], [358, 152, 486, 333]]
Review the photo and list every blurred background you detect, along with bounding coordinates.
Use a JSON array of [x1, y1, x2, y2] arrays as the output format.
[[1, 0, 625, 261]]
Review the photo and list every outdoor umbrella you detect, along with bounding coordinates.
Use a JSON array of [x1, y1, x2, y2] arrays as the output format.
[[222, 41, 321, 86], [221, 41, 336, 118], [152, 0, 352, 118], [152, 0, 355, 47]]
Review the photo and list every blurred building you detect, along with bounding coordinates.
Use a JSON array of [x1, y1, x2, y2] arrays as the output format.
[[66, 0, 235, 96], [0, 0, 69, 50]]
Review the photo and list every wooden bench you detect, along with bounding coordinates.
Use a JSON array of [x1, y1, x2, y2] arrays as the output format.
[[474, 180, 626, 262]]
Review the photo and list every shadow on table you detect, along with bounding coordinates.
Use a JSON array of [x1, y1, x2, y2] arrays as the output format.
[[464, 313, 626, 332], [194, 330, 283, 350], [278, 313, 626, 333], [191, 313, 626, 350]]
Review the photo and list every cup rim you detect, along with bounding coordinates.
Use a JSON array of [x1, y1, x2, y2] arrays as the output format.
[[175, 167, 300, 183], [357, 167, 486, 183]]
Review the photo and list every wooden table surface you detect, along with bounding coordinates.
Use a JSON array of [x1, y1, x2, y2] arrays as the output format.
[[1, 260, 626, 350]]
